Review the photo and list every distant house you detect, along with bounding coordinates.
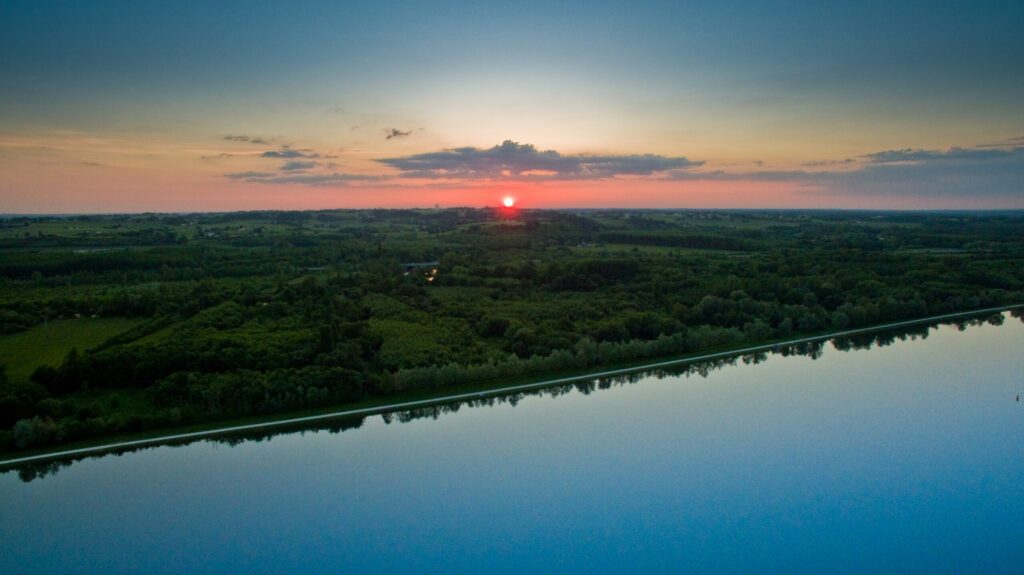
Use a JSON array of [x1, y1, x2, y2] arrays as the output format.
[[402, 261, 440, 282]]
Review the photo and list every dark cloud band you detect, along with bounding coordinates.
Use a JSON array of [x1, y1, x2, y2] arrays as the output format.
[[670, 144, 1024, 198], [377, 140, 703, 180]]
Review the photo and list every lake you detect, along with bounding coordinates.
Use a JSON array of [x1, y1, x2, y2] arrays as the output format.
[[2, 312, 1023, 574]]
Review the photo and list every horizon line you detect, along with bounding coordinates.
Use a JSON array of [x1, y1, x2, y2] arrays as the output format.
[[4, 207, 1024, 218]]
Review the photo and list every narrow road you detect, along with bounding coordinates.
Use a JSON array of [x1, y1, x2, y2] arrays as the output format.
[[2, 304, 1020, 467]]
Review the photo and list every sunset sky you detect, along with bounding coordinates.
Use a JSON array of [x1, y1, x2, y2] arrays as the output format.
[[2, 0, 1022, 212]]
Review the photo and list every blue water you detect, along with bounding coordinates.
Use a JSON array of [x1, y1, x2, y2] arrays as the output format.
[[2, 314, 1023, 574]]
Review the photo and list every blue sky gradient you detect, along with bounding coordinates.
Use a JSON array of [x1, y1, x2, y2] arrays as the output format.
[[1, 0, 1022, 210]]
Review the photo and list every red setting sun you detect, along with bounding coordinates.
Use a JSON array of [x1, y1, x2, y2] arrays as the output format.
[[502, 196, 516, 208]]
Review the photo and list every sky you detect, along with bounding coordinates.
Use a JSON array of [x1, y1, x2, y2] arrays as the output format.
[[1, 0, 1022, 212]]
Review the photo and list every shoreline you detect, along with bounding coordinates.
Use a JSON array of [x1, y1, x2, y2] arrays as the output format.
[[2, 303, 1020, 467]]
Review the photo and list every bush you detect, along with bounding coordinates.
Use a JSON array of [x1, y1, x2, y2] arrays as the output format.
[[12, 416, 61, 449]]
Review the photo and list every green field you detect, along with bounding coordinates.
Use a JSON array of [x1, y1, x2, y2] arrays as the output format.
[[0, 317, 142, 383]]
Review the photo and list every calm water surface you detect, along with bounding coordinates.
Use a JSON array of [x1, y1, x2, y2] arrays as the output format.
[[2, 314, 1023, 574]]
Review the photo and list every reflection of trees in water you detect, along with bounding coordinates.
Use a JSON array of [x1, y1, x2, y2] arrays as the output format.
[[831, 324, 930, 352], [14, 460, 67, 482], [10, 415, 369, 482], [4, 312, 1012, 482]]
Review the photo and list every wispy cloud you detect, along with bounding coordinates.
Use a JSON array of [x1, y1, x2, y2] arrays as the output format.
[[385, 128, 412, 140], [225, 171, 381, 186], [216, 137, 357, 184], [802, 158, 854, 167], [667, 169, 823, 182], [261, 146, 320, 159], [862, 147, 1019, 164], [377, 140, 702, 180], [223, 134, 270, 145], [977, 136, 1024, 148], [225, 171, 275, 180], [280, 160, 318, 172]]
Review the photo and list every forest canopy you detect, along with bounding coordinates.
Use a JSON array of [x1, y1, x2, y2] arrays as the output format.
[[1, 208, 1022, 451]]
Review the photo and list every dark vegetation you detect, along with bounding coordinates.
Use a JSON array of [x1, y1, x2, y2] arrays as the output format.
[[1, 208, 1022, 452], [6, 312, 1018, 483]]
